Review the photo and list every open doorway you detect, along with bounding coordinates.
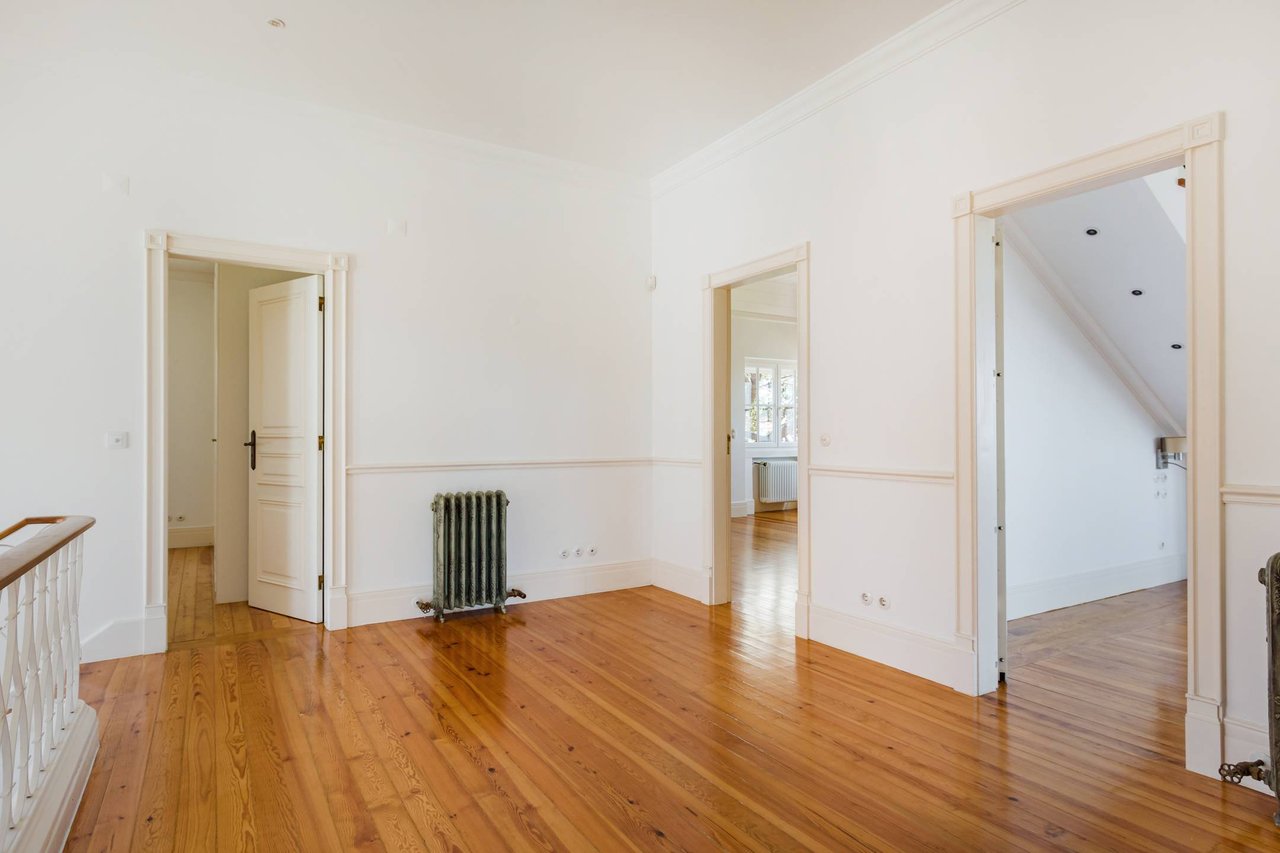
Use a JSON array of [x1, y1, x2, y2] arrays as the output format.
[[705, 244, 811, 635], [164, 257, 326, 646], [730, 273, 800, 626], [992, 167, 1189, 703]]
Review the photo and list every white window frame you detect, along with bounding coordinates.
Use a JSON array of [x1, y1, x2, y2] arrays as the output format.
[[743, 357, 797, 448]]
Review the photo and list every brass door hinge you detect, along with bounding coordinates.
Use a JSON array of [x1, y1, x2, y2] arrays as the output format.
[[318, 435, 325, 451], [318, 295, 325, 311], [318, 574, 324, 590]]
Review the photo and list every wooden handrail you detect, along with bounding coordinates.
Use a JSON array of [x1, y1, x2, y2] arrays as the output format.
[[0, 516, 95, 592]]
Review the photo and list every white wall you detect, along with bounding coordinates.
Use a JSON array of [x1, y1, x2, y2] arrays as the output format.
[[648, 0, 1280, 752], [729, 313, 798, 513], [0, 25, 651, 656], [1002, 245, 1186, 619], [213, 265, 311, 603], [166, 265, 216, 539]]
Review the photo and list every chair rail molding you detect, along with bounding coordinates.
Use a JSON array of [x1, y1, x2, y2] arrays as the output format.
[[1220, 485, 1280, 506], [808, 465, 955, 485], [347, 457, 654, 474]]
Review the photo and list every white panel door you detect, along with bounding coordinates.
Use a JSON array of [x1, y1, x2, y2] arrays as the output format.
[[247, 275, 323, 622]]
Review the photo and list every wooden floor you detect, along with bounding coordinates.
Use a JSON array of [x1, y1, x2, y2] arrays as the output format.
[[730, 509, 797, 627], [166, 546, 319, 650], [68, 546, 1278, 850]]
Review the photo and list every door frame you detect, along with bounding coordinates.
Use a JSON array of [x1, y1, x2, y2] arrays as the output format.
[[145, 231, 351, 649], [955, 114, 1224, 776], [704, 243, 811, 635]]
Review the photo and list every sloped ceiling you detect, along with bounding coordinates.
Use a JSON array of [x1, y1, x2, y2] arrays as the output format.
[[732, 272, 798, 319], [1005, 167, 1187, 432]]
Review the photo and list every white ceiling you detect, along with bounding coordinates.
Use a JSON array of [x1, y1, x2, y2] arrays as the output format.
[[11, 0, 949, 176], [1006, 167, 1187, 431], [732, 271, 798, 319]]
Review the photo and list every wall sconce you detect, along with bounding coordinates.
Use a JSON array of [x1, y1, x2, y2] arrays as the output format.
[[1156, 436, 1188, 470]]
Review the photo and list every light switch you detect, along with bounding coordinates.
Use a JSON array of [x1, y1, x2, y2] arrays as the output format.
[[105, 431, 129, 449]]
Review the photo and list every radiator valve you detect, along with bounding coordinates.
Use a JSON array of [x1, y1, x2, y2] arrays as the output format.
[[1219, 759, 1271, 787]]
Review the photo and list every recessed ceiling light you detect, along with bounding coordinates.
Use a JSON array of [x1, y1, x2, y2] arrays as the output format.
[[267, 18, 286, 28], [1085, 228, 1099, 236], [1131, 289, 1143, 296], [1171, 343, 1183, 350]]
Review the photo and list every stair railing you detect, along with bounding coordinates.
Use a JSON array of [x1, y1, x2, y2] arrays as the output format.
[[0, 516, 96, 850]]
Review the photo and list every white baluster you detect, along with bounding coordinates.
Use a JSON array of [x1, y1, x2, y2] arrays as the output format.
[[36, 557, 54, 771], [22, 569, 42, 800], [14, 576, 30, 813], [0, 585, 15, 832], [51, 547, 67, 735], [69, 537, 82, 713]]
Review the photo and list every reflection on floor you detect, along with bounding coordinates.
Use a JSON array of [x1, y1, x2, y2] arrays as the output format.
[[72, 571, 1278, 849], [166, 545, 319, 650], [731, 509, 797, 628], [1006, 580, 1189, 763]]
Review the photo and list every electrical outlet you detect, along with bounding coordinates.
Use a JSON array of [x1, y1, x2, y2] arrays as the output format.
[[860, 592, 871, 606], [588, 546, 597, 557], [574, 547, 583, 557], [878, 596, 891, 610], [559, 548, 569, 559]]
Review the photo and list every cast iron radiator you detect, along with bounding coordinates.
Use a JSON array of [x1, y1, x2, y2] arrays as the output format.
[[1219, 551, 1280, 825], [415, 491, 525, 622]]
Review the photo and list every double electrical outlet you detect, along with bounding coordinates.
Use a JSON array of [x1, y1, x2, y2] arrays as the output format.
[[560, 546, 598, 559], [860, 592, 891, 610]]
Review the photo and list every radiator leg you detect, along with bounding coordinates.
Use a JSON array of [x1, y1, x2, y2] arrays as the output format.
[[495, 588, 526, 615], [416, 598, 447, 623]]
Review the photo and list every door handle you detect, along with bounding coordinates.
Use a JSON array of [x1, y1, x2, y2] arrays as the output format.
[[243, 430, 257, 471]]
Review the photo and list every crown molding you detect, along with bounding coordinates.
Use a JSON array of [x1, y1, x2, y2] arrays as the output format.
[[650, 0, 1026, 198], [1001, 219, 1183, 436]]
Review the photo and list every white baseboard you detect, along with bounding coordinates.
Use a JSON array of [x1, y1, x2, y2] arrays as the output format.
[[810, 604, 975, 694], [1007, 553, 1187, 619], [650, 560, 710, 604], [81, 605, 167, 662], [346, 559, 653, 627], [731, 500, 753, 518], [795, 591, 811, 639], [167, 525, 213, 548], [326, 585, 350, 631], [8, 701, 98, 853], [1223, 713, 1274, 795]]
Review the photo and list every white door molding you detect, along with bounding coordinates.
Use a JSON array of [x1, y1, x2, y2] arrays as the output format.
[[704, 243, 812, 636], [954, 114, 1225, 778], [145, 231, 351, 643]]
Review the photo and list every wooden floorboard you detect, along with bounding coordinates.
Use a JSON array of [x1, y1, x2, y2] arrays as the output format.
[[67, 538, 1278, 850]]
